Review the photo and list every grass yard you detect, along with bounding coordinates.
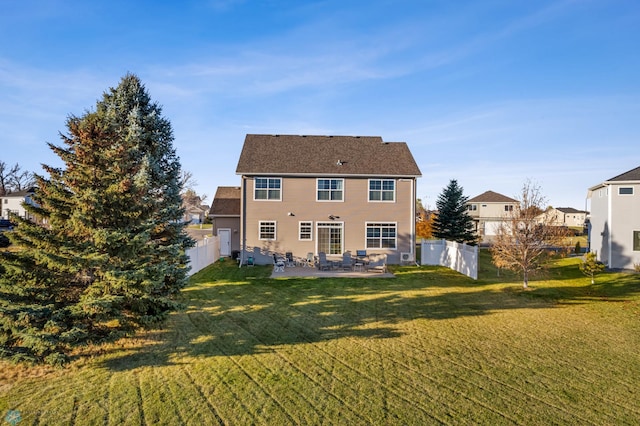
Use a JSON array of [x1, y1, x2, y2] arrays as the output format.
[[1, 252, 640, 424]]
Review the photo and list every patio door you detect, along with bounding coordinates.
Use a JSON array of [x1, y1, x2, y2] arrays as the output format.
[[316, 222, 343, 255]]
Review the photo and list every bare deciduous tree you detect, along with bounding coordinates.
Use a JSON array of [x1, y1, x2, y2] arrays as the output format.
[[490, 180, 570, 289], [0, 161, 31, 196]]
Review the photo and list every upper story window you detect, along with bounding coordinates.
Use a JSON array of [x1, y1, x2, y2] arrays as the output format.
[[317, 179, 343, 201], [259, 221, 276, 240], [619, 187, 634, 195], [369, 179, 395, 202], [467, 204, 477, 211], [299, 221, 312, 241], [505, 205, 514, 211], [254, 177, 281, 200]]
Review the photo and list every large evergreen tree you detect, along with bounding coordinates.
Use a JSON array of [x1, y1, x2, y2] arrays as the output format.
[[0, 74, 193, 365], [432, 179, 477, 244]]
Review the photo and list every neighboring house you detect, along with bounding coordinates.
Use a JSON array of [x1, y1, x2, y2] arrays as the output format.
[[235, 134, 422, 265], [0, 187, 38, 221], [587, 165, 640, 270], [184, 204, 209, 224], [537, 207, 588, 228], [210, 186, 241, 257], [465, 190, 519, 243]]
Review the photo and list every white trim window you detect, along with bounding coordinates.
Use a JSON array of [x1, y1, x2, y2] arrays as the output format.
[[366, 222, 397, 249], [299, 221, 312, 241], [619, 187, 634, 195], [259, 221, 276, 240], [369, 179, 395, 202], [317, 179, 343, 201], [254, 177, 281, 200]]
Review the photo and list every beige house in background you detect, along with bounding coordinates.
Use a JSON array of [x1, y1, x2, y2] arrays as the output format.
[[537, 207, 588, 228], [465, 190, 519, 243], [210, 186, 241, 257], [587, 165, 640, 270], [235, 134, 422, 265]]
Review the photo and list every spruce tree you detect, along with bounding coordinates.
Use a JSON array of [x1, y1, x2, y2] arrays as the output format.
[[0, 74, 193, 365], [432, 179, 477, 245]]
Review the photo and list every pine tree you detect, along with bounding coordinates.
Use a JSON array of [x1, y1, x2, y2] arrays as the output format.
[[579, 252, 605, 284], [432, 179, 477, 244], [0, 74, 193, 365]]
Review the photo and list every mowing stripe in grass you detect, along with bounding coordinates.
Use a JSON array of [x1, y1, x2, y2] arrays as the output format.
[[404, 313, 637, 423], [181, 366, 226, 425], [186, 312, 300, 425], [189, 310, 367, 425], [211, 291, 455, 424], [207, 288, 435, 423]]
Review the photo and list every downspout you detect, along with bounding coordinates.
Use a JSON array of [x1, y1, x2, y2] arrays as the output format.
[[607, 184, 612, 268], [411, 177, 416, 259], [240, 175, 247, 268]]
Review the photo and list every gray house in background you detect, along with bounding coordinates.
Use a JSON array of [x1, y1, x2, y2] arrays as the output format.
[[587, 166, 640, 269], [235, 134, 422, 265], [210, 186, 241, 257]]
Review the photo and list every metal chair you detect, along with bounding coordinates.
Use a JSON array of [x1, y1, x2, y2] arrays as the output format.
[[273, 254, 285, 272]]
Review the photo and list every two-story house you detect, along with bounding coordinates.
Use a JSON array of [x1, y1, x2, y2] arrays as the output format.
[[1, 187, 37, 221], [587, 165, 640, 270], [465, 190, 519, 243], [235, 134, 422, 265]]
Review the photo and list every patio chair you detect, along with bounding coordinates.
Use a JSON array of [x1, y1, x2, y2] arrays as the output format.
[[366, 254, 387, 273], [317, 252, 332, 271], [273, 253, 285, 272], [304, 252, 315, 267], [341, 251, 353, 271], [285, 252, 295, 267]]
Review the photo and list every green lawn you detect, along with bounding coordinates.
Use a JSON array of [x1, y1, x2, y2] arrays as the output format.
[[1, 253, 639, 424]]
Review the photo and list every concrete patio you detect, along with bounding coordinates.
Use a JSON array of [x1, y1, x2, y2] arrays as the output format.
[[269, 265, 394, 278]]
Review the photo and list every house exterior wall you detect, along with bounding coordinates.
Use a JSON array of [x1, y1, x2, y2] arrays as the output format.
[[589, 183, 640, 269], [466, 201, 517, 241], [213, 217, 241, 252], [241, 176, 416, 264], [1, 194, 34, 220], [544, 208, 587, 227]]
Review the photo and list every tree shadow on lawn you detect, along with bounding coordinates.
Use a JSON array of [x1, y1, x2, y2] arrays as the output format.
[[98, 262, 640, 371]]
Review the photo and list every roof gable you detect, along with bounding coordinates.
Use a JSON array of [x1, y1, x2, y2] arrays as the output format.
[[608, 165, 640, 182], [236, 134, 422, 177], [211, 186, 240, 216], [467, 190, 518, 203]]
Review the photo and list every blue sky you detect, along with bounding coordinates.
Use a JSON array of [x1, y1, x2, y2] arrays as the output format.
[[1, 0, 638, 210]]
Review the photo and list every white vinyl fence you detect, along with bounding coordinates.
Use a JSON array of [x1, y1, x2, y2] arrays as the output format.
[[186, 236, 220, 276], [421, 239, 478, 280]]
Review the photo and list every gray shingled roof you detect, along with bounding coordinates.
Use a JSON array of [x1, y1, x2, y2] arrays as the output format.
[[556, 207, 587, 214], [467, 190, 518, 203], [236, 134, 422, 177], [210, 186, 240, 216], [608, 166, 640, 182]]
